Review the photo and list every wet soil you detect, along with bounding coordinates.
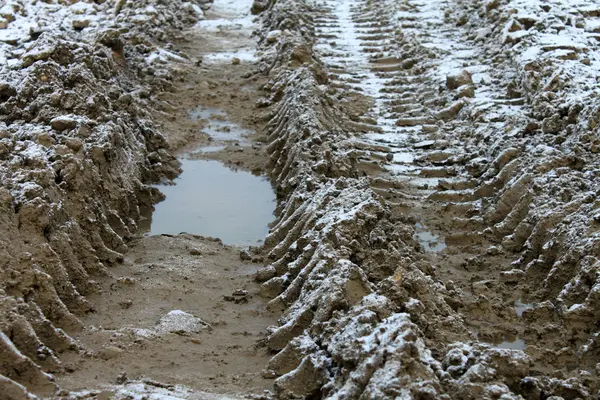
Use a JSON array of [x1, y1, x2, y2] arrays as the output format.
[[54, 1, 277, 397], [58, 235, 276, 396]]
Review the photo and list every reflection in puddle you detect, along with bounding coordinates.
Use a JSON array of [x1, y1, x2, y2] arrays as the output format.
[[515, 299, 534, 317], [194, 145, 227, 153], [415, 222, 446, 252], [189, 106, 225, 120], [189, 106, 252, 145], [496, 338, 526, 350], [202, 49, 257, 64], [148, 159, 275, 246]]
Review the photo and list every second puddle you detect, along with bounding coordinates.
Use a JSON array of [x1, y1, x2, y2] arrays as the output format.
[[415, 222, 447, 252]]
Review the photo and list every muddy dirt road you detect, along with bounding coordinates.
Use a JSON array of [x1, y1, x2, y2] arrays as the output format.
[[1, 0, 600, 399], [56, 0, 280, 398]]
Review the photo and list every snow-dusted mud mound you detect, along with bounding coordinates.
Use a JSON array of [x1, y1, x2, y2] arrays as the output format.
[[255, 0, 600, 398], [0, 0, 211, 398], [2, 0, 600, 398]]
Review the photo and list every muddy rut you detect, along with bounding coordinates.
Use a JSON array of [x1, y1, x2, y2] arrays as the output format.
[[56, 0, 279, 397], [1, 0, 600, 399]]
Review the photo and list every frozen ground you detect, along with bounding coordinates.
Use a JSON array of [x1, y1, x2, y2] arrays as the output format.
[[1, 0, 600, 399]]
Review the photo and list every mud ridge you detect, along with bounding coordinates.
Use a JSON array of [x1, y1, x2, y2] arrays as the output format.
[[255, 0, 600, 398], [0, 0, 211, 397]]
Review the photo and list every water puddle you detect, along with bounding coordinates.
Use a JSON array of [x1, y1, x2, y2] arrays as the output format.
[[147, 159, 275, 247], [496, 338, 526, 350], [202, 49, 257, 64], [194, 0, 257, 63], [415, 222, 446, 252], [189, 106, 252, 146], [515, 299, 534, 317]]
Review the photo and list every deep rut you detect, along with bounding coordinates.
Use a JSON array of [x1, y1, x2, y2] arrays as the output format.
[[310, 0, 596, 373], [54, 1, 279, 398]]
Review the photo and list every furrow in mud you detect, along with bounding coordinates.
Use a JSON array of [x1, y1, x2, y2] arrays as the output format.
[[254, 0, 600, 398], [1, 0, 600, 398], [0, 0, 210, 396]]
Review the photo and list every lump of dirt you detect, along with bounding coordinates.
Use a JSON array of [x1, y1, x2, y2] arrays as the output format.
[[155, 310, 211, 335]]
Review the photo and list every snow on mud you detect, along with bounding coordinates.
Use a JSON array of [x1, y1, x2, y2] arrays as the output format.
[[250, 0, 600, 398], [2, 0, 600, 398]]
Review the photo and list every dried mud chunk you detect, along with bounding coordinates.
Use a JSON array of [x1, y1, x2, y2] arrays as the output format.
[[155, 310, 211, 335], [0, 81, 16, 101], [50, 115, 77, 131], [97, 29, 123, 52], [456, 84, 475, 98], [98, 346, 123, 360], [274, 353, 329, 399], [542, 114, 562, 134], [0, 374, 37, 400], [291, 45, 312, 65], [437, 100, 466, 121], [21, 33, 75, 67], [267, 30, 282, 43], [446, 70, 473, 90], [251, 0, 266, 15], [72, 18, 90, 30]]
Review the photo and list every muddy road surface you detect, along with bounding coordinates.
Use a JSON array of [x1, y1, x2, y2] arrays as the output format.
[[1, 0, 600, 399]]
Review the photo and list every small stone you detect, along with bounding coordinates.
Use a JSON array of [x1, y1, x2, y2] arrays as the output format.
[[232, 57, 241, 65], [239, 249, 252, 261], [118, 300, 133, 309], [50, 116, 77, 131], [486, 246, 501, 255], [0, 81, 16, 98], [54, 145, 71, 156], [472, 280, 493, 294], [189, 248, 202, 256], [72, 18, 91, 29], [116, 372, 128, 384], [65, 138, 83, 152], [0, 6, 15, 22], [37, 133, 55, 147], [255, 266, 276, 282], [525, 120, 540, 133], [385, 153, 394, 162], [262, 369, 277, 379], [156, 310, 211, 335], [251, 0, 266, 14], [116, 277, 136, 285], [421, 125, 438, 133], [437, 100, 466, 121], [224, 289, 250, 304], [456, 13, 468, 26], [99, 346, 124, 360], [401, 58, 416, 69], [395, 117, 435, 127], [266, 30, 281, 43]]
